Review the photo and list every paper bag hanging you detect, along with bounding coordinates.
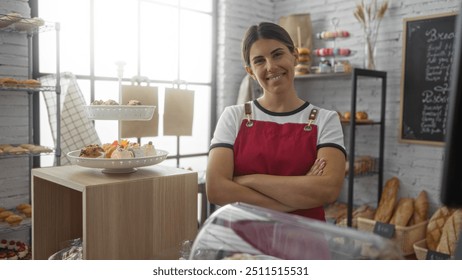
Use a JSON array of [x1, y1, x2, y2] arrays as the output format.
[[120, 84, 159, 138], [278, 13, 313, 50], [163, 87, 195, 136]]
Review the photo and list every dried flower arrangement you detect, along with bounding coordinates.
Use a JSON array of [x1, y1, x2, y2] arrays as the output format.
[[354, 0, 389, 69]]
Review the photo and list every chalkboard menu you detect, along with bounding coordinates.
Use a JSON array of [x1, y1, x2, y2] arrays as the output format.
[[400, 13, 457, 145]]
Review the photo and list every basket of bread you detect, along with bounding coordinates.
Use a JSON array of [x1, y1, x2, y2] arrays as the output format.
[[412, 207, 462, 259], [357, 177, 429, 256]]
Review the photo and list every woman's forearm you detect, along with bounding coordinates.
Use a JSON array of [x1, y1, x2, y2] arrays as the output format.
[[233, 148, 346, 209]]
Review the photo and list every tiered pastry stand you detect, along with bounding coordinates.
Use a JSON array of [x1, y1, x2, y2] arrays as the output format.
[[67, 64, 164, 173]]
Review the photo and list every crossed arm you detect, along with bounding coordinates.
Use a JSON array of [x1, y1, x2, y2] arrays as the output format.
[[206, 146, 346, 212]]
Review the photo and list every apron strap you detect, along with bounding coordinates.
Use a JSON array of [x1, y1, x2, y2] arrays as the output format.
[[244, 102, 254, 127], [304, 108, 318, 131]]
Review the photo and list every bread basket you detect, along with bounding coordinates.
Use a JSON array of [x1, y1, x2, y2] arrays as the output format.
[[413, 239, 428, 260], [357, 217, 428, 256]]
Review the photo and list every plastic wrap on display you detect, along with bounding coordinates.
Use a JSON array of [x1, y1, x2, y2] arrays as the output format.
[[190, 203, 403, 260]]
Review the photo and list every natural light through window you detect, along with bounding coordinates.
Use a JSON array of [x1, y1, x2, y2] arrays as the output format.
[[37, 0, 213, 172]]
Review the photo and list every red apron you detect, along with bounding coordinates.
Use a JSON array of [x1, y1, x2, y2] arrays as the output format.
[[233, 103, 325, 221]]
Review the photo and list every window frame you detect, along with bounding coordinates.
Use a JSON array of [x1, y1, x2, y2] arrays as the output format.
[[30, 0, 218, 168]]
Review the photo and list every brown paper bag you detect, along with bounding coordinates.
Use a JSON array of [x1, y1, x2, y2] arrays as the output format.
[[278, 13, 313, 50], [120, 84, 159, 138], [163, 88, 194, 136]]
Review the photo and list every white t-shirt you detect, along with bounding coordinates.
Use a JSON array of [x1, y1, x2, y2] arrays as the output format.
[[210, 100, 346, 157]]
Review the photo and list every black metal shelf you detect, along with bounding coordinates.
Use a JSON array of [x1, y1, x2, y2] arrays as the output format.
[[346, 68, 387, 227]]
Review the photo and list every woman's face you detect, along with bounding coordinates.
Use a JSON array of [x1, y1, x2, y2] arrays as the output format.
[[246, 38, 298, 95]]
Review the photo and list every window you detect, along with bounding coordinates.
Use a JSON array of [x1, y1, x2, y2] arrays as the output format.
[[34, 0, 215, 172]]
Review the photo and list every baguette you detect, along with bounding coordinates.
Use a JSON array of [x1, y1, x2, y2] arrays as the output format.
[[410, 190, 429, 225], [389, 197, 414, 226], [374, 177, 400, 223], [426, 206, 455, 251], [436, 209, 462, 256]]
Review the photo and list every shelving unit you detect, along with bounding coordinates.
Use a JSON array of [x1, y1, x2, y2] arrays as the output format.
[[346, 68, 387, 227], [296, 68, 387, 228], [0, 15, 60, 245]]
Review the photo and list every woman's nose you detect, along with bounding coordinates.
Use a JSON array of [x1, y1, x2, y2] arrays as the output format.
[[266, 58, 277, 71]]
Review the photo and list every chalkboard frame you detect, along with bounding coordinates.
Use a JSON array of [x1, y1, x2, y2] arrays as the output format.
[[399, 12, 457, 146]]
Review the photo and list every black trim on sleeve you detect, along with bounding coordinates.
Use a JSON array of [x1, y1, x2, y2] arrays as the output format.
[[209, 143, 234, 153], [317, 143, 347, 158]]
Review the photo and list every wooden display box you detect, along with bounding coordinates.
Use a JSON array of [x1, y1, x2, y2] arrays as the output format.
[[32, 165, 198, 260], [357, 217, 428, 256]]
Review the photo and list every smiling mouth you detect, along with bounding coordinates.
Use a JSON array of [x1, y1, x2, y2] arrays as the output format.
[[266, 73, 285, 81]]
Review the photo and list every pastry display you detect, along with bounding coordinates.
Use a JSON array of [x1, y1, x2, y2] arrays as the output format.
[[4, 146, 29, 154], [0, 12, 22, 28], [0, 77, 41, 88], [0, 239, 30, 260], [78, 140, 158, 160], [295, 63, 310, 75], [143, 141, 157, 156], [345, 155, 376, 176], [19, 144, 53, 153], [295, 47, 311, 76], [0, 77, 18, 86], [343, 111, 351, 120], [16, 203, 31, 212], [79, 144, 104, 158], [91, 99, 119, 105], [356, 111, 368, 120], [19, 79, 41, 87], [110, 146, 134, 159], [22, 207, 32, 218], [12, 17, 45, 32], [314, 47, 351, 57], [297, 47, 311, 63], [127, 99, 142, 105], [5, 214, 23, 226], [342, 111, 370, 121], [103, 99, 119, 105], [316, 30, 350, 40], [102, 141, 118, 158], [0, 210, 13, 221]]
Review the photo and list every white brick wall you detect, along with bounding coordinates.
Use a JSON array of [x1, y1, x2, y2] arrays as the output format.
[[217, 0, 460, 213], [0, 0, 459, 223]]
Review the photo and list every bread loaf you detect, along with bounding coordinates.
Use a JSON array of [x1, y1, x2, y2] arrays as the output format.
[[426, 206, 455, 251], [389, 197, 414, 226], [436, 209, 462, 256], [374, 177, 400, 223], [410, 190, 429, 225]]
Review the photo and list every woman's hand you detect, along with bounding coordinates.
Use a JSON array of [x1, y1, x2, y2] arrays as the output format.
[[306, 158, 326, 176]]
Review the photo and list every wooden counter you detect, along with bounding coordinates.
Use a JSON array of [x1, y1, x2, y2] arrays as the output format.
[[31, 164, 198, 260]]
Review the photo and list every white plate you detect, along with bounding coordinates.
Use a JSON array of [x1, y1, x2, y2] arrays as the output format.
[[84, 105, 156, 120], [67, 149, 168, 173]]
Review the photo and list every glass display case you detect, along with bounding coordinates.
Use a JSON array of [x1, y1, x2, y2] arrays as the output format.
[[190, 203, 403, 260]]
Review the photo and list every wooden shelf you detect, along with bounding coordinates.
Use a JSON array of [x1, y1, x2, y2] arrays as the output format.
[[295, 72, 351, 79]]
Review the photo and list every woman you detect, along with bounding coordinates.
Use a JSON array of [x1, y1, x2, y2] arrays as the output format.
[[206, 22, 346, 221]]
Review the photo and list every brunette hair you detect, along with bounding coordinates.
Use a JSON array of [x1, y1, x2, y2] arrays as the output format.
[[241, 22, 296, 67]]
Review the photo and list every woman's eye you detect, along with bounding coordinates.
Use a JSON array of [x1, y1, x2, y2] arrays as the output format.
[[273, 52, 283, 58], [253, 58, 264, 65]]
